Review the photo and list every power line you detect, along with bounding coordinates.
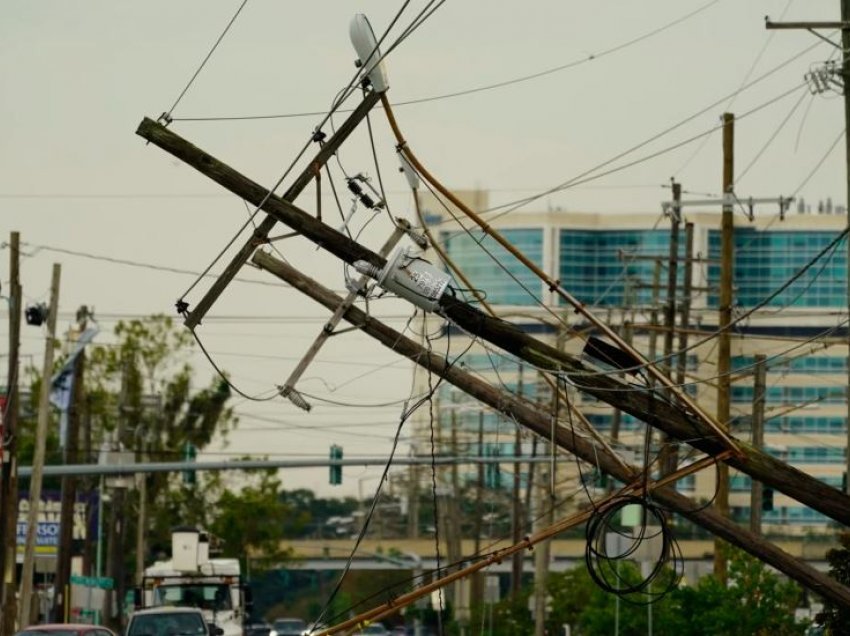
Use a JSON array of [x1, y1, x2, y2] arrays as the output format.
[[9, 241, 287, 288], [171, 0, 722, 122], [162, 0, 250, 120]]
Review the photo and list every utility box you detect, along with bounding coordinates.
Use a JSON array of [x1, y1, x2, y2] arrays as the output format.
[[172, 528, 200, 573]]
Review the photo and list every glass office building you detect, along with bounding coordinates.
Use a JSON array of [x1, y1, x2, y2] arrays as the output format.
[[413, 191, 849, 533]]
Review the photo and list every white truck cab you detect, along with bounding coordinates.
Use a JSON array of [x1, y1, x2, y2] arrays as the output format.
[[134, 529, 250, 636]]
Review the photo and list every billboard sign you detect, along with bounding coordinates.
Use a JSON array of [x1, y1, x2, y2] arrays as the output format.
[[17, 490, 99, 558]]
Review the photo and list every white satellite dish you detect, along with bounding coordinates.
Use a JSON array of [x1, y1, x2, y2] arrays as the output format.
[[349, 13, 389, 93]]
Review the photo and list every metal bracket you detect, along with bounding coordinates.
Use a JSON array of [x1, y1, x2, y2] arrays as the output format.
[[277, 220, 410, 410]]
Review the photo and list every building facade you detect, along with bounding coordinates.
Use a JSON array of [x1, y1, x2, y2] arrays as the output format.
[[411, 190, 848, 534]]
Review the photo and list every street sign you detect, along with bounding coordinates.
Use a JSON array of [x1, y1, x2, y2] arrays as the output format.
[[70, 574, 113, 590]]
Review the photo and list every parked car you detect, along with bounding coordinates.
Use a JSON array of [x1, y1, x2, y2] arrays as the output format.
[[269, 619, 306, 636], [16, 625, 117, 636], [126, 607, 222, 636]]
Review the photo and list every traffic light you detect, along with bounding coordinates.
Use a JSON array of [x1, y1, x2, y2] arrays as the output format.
[[25, 303, 48, 326], [761, 487, 774, 512], [329, 444, 343, 485], [182, 441, 197, 485]]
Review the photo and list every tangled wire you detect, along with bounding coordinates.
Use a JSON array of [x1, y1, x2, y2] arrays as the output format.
[[585, 494, 684, 605]]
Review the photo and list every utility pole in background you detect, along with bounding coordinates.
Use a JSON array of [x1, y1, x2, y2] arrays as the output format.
[[511, 366, 524, 595], [1, 231, 22, 636], [715, 112, 735, 583], [670, 222, 695, 476], [843, 0, 850, 502], [20, 263, 61, 626], [764, 0, 850, 500], [54, 307, 89, 621], [660, 183, 682, 476], [105, 353, 132, 630], [470, 410, 485, 610], [750, 355, 767, 535]]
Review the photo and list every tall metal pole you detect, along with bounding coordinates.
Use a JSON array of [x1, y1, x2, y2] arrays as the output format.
[[20, 263, 61, 626], [750, 355, 767, 535], [1, 232, 22, 636], [715, 113, 735, 583]]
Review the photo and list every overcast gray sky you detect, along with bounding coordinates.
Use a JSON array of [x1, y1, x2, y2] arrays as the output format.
[[2, 0, 847, 496]]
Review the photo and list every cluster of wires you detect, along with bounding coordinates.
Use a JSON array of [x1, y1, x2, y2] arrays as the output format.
[[584, 494, 684, 604]]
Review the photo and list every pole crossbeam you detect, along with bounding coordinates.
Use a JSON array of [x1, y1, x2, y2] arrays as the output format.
[[178, 90, 382, 330]]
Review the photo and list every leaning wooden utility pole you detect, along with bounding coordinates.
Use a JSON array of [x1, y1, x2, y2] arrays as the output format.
[[0, 231, 22, 636], [250, 250, 850, 609], [135, 117, 850, 528], [20, 263, 61, 626], [715, 112, 734, 583], [750, 355, 767, 535]]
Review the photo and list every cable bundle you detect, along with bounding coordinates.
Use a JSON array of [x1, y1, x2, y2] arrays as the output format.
[[584, 494, 684, 605]]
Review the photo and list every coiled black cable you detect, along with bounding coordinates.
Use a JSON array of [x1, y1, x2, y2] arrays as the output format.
[[584, 493, 684, 605]]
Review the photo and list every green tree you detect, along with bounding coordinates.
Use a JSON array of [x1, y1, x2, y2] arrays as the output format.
[[81, 315, 238, 573], [542, 548, 805, 636], [677, 548, 806, 636], [209, 470, 292, 572], [817, 531, 850, 635]]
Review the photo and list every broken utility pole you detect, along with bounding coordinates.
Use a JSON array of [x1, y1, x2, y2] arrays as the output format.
[[135, 116, 850, 529], [250, 249, 850, 609], [181, 90, 381, 330]]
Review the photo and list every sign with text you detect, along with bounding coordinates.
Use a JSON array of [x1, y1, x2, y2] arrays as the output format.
[[16, 490, 99, 557]]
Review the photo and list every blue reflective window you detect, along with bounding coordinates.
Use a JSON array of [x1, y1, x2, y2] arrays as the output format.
[[732, 355, 847, 373], [558, 229, 686, 307], [708, 229, 847, 308], [443, 228, 544, 305], [732, 385, 846, 404]]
